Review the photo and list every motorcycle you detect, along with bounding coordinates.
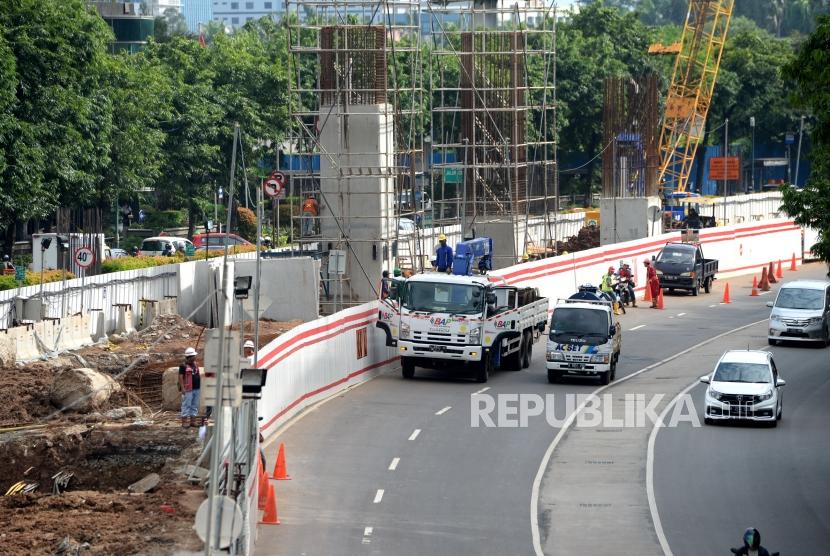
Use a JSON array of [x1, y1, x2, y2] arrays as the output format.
[[616, 275, 636, 307]]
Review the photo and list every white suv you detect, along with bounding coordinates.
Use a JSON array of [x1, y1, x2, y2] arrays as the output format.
[[700, 350, 785, 427]]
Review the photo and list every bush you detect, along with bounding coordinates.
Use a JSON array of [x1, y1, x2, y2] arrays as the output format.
[[0, 269, 75, 291], [236, 207, 257, 241], [101, 255, 180, 273]]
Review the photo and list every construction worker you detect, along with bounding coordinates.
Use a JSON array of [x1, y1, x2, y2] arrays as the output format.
[[243, 339, 256, 365], [618, 263, 637, 307], [301, 193, 319, 237], [644, 259, 660, 308], [178, 347, 201, 428], [380, 270, 391, 300], [601, 266, 622, 315], [432, 233, 453, 273]]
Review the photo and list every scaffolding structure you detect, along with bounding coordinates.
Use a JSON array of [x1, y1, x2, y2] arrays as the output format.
[[602, 75, 660, 199], [283, 0, 425, 310], [427, 1, 557, 255]]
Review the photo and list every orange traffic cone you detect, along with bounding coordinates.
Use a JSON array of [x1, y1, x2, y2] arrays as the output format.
[[767, 261, 777, 284], [776, 260, 783, 279], [760, 267, 770, 291], [272, 443, 291, 480], [656, 288, 664, 310], [259, 484, 280, 525], [258, 469, 269, 510], [790, 253, 797, 271], [750, 276, 759, 297], [722, 282, 731, 304]]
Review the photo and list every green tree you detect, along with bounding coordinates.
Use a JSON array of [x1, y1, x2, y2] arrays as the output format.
[[780, 15, 830, 270], [0, 0, 115, 250]]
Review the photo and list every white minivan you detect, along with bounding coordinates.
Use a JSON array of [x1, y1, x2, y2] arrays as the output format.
[[138, 236, 194, 257], [767, 279, 830, 346]]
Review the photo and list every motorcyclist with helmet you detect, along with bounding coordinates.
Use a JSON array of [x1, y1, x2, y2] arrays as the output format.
[[730, 528, 778, 556]]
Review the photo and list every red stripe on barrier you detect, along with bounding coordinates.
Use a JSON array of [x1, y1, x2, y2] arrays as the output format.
[[261, 356, 400, 433], [264, 318, 377, 369], [257, 307, 377, 368]]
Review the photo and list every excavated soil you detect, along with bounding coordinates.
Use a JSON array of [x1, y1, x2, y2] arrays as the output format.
[[0, 423, 203, 555]]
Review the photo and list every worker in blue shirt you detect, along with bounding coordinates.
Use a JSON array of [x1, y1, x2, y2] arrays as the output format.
[[432, 233, 453, 273]]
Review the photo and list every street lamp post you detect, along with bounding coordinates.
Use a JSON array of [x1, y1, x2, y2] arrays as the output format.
[[750, 116, 755, 193]]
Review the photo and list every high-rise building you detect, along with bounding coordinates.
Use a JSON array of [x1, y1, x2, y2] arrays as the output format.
[[89, 2, 155, 53], [183, 0, 213, 32], [212, 0, 280, 30], [145, 0, 183, 16]]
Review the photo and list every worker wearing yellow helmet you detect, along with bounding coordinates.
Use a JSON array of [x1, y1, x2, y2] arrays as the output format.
[[432, 233, 453, 273]]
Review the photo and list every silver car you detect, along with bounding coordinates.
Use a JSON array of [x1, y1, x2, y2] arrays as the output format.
[[767, 279, 830, 346]]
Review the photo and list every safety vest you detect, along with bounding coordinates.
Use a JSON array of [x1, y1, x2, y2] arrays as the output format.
[[302, 198, 318, 215]]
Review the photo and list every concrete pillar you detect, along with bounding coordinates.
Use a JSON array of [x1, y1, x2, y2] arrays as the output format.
[[319, 103, 396, 303], [600, 196, 663, 245]]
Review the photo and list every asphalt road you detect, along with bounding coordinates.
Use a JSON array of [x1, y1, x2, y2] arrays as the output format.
[[654, 330, 830, 555], [257, 265, 828, 555]]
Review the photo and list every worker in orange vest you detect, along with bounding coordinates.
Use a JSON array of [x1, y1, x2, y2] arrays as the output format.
[[301, 193, 319, 236]]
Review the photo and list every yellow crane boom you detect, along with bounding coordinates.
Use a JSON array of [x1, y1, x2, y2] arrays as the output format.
[[656, 0, 734, 196]]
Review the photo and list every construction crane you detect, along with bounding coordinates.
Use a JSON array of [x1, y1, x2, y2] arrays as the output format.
[[654, 0, 734, 196]]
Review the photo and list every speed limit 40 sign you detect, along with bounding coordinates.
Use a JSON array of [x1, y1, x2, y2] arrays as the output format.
[[74, 246, 95, 269]]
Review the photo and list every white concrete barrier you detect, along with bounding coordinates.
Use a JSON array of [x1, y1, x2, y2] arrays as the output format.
[[496, 219, 804, 299], [257, 302, 397, 438], [114, 304, 136, 335]]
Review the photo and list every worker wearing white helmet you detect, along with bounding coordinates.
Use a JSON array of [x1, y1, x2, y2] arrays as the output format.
[[178, 347, 201, 428], [243, 339, 256, 365]]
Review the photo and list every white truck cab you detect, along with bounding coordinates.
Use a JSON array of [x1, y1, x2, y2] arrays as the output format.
[[546, 298, 621, 385], [379, 272, 548, 383]]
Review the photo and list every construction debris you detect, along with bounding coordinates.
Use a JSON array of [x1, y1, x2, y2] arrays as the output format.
[[50, 368, 122, 413], [52, 471, 74, 495], [127, 472, 160, 494]]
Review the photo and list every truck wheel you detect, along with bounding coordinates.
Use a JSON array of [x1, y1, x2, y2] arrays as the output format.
[[599, 369, 611, 385], [704, 277, 712, 294], [610, 356, 617, 381], [401, 358, 415, 379], [476, 353, 491, 383], [692, 282, 699, 296], [547, 369, 561, 384], [521, 332, 533, 368]]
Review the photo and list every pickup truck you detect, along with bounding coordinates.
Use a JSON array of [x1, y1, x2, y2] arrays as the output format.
[[546, 295, 621, 385], [653, 241, 718, 296], [378, 273, 549, 383]]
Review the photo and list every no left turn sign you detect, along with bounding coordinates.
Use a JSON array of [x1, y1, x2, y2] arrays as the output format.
[[263, 171, 286, 199], [74, 246, 95, 269]]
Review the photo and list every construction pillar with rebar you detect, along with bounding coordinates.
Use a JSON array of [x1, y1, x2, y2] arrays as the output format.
[[600, 74, 662, 245], [428, 1, 557, 267], [284, 0, 424, 309]]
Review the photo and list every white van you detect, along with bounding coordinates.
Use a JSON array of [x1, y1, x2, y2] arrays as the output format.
[[767, 279, 830, 346], [138, 236, 194, 257]]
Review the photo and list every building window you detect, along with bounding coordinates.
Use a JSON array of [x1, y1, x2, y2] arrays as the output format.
[[231, 17, 239, 24], [246, 2, 254, 9], [246, 17, 252, 21], [264, 1, 272, 8], [231, 2, 238, 9]]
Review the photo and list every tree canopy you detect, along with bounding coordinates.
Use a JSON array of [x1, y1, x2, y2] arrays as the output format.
[[780, 15, 830, 269]]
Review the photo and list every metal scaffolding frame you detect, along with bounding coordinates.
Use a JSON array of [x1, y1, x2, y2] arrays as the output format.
[[426, 1, 557, 255], [283, 0, 425, 311]]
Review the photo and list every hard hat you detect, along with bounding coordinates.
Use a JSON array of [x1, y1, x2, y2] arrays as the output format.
[[438, 233, 447, 241], [243, 340, 255, 349], [393, 267, 402, 277], [184, 347, 197, 357], [2, 255, 8, 261], [608, 266, 615, 272], [522, 253, 529, 261]]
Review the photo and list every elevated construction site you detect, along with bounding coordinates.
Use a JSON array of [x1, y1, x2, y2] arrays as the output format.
[[281, 0, 558, 309]]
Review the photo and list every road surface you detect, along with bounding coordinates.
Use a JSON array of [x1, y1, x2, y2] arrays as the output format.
[[257, 265, 829, 555]]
